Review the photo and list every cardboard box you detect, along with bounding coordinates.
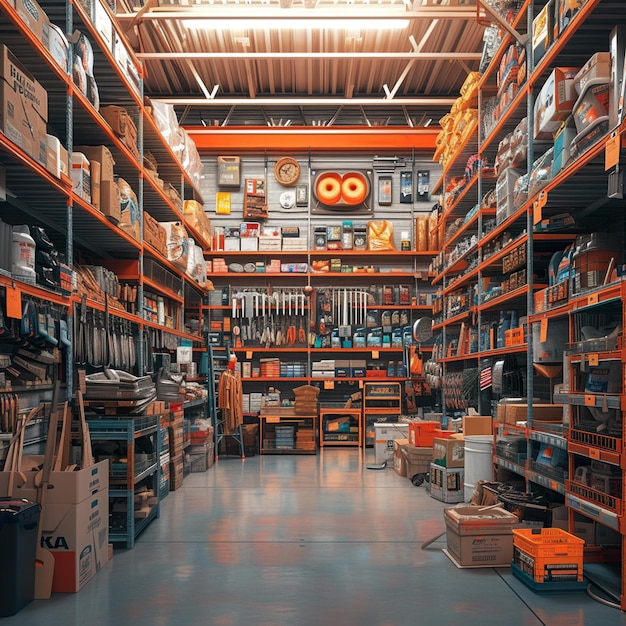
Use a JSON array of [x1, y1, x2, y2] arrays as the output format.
[[534, 67, 579, 139], [46, 133, 68, 179], [505, 403, 563, 425], [90, 159, 101, 209], [74, 145, 115, 181], [15, 0, 49, 42], [100, 178, 121, 223], [393, 439, 409, 477], [71, 152, 91, 202], [94, 0, 113, 51], [463, 416, 493, 436], [42, 491, 109, 593], [532, 0, 553, 66], [433, 436, 465, 468], [0, 460, 109, 503], [445, 506, 519, 567], [217, 156, 241, 187], [0, 45, 48, 161], [405, 445, 432, 477]]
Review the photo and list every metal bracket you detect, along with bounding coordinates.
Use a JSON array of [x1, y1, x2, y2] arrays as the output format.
[[477, 0, 529, 47]]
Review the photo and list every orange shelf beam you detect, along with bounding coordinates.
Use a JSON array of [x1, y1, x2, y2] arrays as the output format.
[[186, 126, 439, 153]]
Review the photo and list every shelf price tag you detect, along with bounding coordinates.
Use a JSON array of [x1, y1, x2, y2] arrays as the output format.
[[584, 394, 596, 406], [246, 351, 253, 360], [589, 448, 601, 460], [588, 354, 599, 366], [605, 134, 620, 170], [265, 415, 281, 423], [533, 191, 547, 225], [371, 350, 380, 360], [587, 293, 599, 306], [324, 380, 335, 390], [539, 317, 548, 343], [5, 284, 21, 319]]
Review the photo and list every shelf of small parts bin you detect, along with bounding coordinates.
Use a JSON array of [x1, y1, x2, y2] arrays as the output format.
[[565, 337, 618, 354]]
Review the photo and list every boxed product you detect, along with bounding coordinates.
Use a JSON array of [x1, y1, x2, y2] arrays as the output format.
[[0, 45, 48, 162], [505, 403, 563, 425], [462, 415, 493, 436], [432, 436, 465, 468], [46, 134, 69, 179], [100, 105, 139, 161], [15, 0, 49, 41], [100, 178, 121, 222], [405, 445, 432, 479], [71, 152, 91, 203], [74, 145, 115, 181], [552, 119, 577, 174], [534, 67, 579, 139], [393, 439, 409, 477], [444, 506, 520, 567], [532, 0, 554, 66]]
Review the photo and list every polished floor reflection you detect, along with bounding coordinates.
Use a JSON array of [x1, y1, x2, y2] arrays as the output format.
[[3, 449, 626, 626]]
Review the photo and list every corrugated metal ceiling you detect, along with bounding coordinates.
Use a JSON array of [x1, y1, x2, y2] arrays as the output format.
[[116, 0, 487, 127]]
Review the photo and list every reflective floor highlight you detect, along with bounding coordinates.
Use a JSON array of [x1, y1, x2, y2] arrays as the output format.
[[3, 449, 626, 625]]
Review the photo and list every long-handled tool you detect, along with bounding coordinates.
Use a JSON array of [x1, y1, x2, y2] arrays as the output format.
[[35, 383, 61, 600]]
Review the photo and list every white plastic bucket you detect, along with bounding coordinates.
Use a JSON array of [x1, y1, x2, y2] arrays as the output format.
[[464, 435, 493, 502]]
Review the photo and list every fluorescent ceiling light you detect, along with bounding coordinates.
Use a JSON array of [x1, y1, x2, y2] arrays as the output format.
[[183, 18, 410, 30]]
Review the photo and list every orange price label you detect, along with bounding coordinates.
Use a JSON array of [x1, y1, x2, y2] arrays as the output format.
[[265, 415, 281, 423], [588, 354, 599, 366], [587, 293, 599, 306], [584, 394, 595, 406], [539, 317, 548, 344], [358, 379, 364, 389], [324, 380, 335, 390], [371, 350, 380, 360], [605, 134, 620, 170], [246, 351, 253, 360], [533, 198, 542, 225], [5, 285, 22, 319], [589, 448, 600, 460]]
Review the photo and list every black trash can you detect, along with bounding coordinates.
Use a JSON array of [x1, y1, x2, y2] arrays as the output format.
[[0, 498, 41, 617]]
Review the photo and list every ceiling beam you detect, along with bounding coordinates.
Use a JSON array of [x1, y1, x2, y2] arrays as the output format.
[[117, 7, 478, 22], [156, 96, 457, 106], [137, 51, 482, 60]]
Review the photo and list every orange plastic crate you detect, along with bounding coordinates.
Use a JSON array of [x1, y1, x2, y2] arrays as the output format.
[[512, 528, 584, 583]]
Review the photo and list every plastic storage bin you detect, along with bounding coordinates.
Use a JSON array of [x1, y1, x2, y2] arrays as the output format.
[[0, 498, 41, 617]]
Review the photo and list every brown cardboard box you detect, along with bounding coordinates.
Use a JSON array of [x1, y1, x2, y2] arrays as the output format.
[[90, 160, 101, 209], [463, 415, 493, 436], [505, 403, 563, 425], [74, 145, 115, 181], [444, 506, 519, 567], [433, 436, 465, 468], [71, 152, 91, 203], [0, 45, 48, 161], [405, 445, 432, 478], [100, 178, 121, 223], [43, 491, 109, 593], [100, 106, 139, 160], [15, 0, 50, 42], [393, 439, 409, 477]]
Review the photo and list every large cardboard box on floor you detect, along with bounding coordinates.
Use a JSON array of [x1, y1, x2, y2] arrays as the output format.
[[462, 415, 493, 436], [444, 506, 519, 567], [42, 490, 109, 593], [393, 439, 409, 477], [405, 444, 432, 478], [0, 44, 48, 163]]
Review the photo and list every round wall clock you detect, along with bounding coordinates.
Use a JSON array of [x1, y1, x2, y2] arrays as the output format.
[[274, 157, 301, 186]]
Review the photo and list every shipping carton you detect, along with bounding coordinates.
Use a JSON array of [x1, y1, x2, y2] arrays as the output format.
[[90, 160, 101, 209], [15, 0, 49, 42], [100, 178, 121, 223], [534, 67, 579, 139], [393, 439, 408, 477], [433, 436, 465, 468], [71, 152, 91, 203], [462, 415, 493, 436], [74, 145, 115, 181], [445, 506, 519, 567], [0, 45, 48, 162], [42, 491, 109, 592], [374, 423, 409, 464]]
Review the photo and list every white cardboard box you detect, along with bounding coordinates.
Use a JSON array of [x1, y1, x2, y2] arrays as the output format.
[[374, 423, 409, 464]]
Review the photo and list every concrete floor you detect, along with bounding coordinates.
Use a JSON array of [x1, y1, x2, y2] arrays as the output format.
[[3, 449, 626, 625]]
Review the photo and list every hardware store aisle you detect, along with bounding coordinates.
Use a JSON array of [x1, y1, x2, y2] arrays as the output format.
[[4, 450, 626, 626]]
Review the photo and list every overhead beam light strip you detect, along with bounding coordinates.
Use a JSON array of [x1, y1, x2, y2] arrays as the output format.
[[155, 96, 457, 106]]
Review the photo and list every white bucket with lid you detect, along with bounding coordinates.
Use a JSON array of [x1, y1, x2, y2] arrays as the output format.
[[463, 435, 493, 502]]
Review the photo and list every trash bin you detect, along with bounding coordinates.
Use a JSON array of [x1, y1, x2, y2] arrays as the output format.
[[0, 498, 41, 617]]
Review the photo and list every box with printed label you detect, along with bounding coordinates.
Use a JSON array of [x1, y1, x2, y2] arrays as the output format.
[[0, 45, 48, 161], [15, 0, 50, 42], [100, 178, 121, 223], [433, 436, 465, 468], [42, 491, 109, 592], [534, 67, 579, 139], [74, 145, 115, 181], [71, 152, 91, 203]]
